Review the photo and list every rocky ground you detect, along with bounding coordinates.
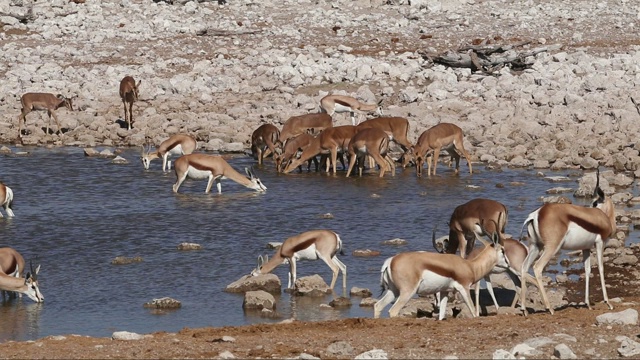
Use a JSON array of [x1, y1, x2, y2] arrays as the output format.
[[2, 0, 640, 358]]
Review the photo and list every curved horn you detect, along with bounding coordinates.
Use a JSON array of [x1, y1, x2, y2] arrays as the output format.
[[29, 260, 37, 281], [592, 167, 605, 206], [432, 226, 445, 254]]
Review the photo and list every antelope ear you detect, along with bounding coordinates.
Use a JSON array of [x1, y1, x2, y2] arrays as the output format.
[[136, 80, 142, 87], [265, 255, 269, 264], [56, 94, 64, 99], [35, 264, 41, 275], [257, 255, 264, 268], [245, 167, 252, 178]]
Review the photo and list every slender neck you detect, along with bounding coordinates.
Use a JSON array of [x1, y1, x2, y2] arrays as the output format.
[[259, 252, 286, 274], [466, 247, 497, 284], [0, 274, 27, 293], [220, 163, 253, 188]]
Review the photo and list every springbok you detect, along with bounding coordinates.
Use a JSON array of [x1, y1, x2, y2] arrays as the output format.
[[345, 127, 396, 178], [402, 123, 472, 177], [251, 229, 347, 290], [119, 76, 141, 130], [0, 183, 15, 218], [18, 93, 73, 138], [251, 124, 280, 166], [141, 134, 197, 172], [458, 220, 539, 316], [274, 133, 320, 173], [172, 154, 267, 194], [520, 168, 616, 315], [374, 230, 508, 320], [320, 94, 383, 126], [283, 125, 357, 174], [0, 248, 44, 303]]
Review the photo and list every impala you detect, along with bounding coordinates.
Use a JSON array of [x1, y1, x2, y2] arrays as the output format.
[[356, 117, 413, 152], [251, 229, 346, 290], [0, 183, 15, 218], [274, 133, 319, 173], [18, 93, 73, 138], [320, 94, 382, 126], [402, 123, 472, 177], [251, 124, 280, 165], [283, 125, 357, 174], [0, 247, 44, 303], [345, 128, 396, 178], [141, 134, 197, 172], [520, 168, 615, 315], [277, 113, 333, 145], [374, 230, 507, 320], [172, 154, 267, 194], [119, 76, 141, 130]]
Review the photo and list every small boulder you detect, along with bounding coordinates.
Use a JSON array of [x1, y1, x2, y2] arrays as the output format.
[[381, 238, 407, 245], [350, 287, 373, 297], [177, 242, 202, 251], [143, 297, 182, 309], [294, 275, 331, 296], [111, 156, 128, 164], [225, 274, 281, 294], [243, 290, 276, 310], [111, 256, 143, 265], [359, 298, 377, 307], [329, 296, 352, 308], [352, 249, 381, 257], [596, 309, 638, 326], [112, 331, 145, 341]]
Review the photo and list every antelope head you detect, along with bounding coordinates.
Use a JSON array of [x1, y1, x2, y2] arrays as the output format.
[[24, 261, 44, 303], [432, 225, 449, 254], [140, 144, 153, 170], [245, 167, 267, 192], [251, 255, 269, 276], [56, 94, 74, 111]]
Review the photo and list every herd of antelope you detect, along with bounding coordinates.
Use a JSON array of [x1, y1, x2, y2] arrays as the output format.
[[2, 83, 618, 324]]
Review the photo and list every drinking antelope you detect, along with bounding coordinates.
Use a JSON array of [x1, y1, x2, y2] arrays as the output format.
[[172, 154, 267, 194], [345, 128, 396, 177], [283, 125, 358, 174], [402, 123, 472, 177], [356, 117, 412, 152], [251, 229, 347, 290], [141, 134, 197, 172], [274, 133, 320, 173], [251, 124, 280, 166], [0, 248, 44, 303], [119, 76, 141, 130], [434, 198, 508, 259], [374, 230, 507, 320], [278, 113, 333, 145], [320, 94, 382, 126], [0, 183, 15, 218], [18, 93, 73, 138], [520, 168, 616, 315]]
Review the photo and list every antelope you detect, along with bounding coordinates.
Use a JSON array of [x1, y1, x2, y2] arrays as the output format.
[[283, 125, 358, 174], [172, 154, 267, 194], [460, 221, 539, 316], [141, 134, 197, 172], [277, 113, 333, 145], [402, 123, 472, 177], [374, 230, 508, 320], [274, 133, 320, 173], [345, 128, 396, 178], [119, 76, 141, 130], [0, 183, 15, 218], [520, 168, 616, 315], [356, 117, 413, 152], [18, 93, 73, 138], [0, 248, 44, 303], [251, 229, 347, 290], [251, 124, 280, 166], [320, 94, 383, 126], [435, 198, 508, 259]]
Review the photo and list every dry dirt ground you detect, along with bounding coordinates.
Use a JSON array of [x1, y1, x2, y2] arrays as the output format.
[[0, 245, 639, 359]]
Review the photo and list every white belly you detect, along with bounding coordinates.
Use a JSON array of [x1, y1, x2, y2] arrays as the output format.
[[333, 104, 353, 113], [293, 244, 319, 261], [167, 144, 184, 157], [561, 222, 599, 250], [186, 166, 213, 180], [416, 270, 457, 295]]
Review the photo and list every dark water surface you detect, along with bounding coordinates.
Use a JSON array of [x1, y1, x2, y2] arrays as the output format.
[[0, 147, 632, 342]]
